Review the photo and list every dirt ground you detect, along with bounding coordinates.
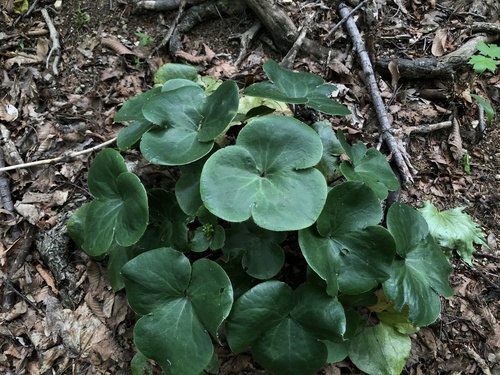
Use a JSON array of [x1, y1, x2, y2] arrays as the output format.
[[0, 0, 499, 374]]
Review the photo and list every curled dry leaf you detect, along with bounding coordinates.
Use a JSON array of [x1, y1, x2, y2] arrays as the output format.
[[175, 43, 216, 64], [86, 260, 101, 292], [36, 264, 58, 294], [101, 38, 136, 56], [85, 292, 107, 323], [388, 60, 400, 89], [448, 117, 463, 160], [431, 28, 448, 57]]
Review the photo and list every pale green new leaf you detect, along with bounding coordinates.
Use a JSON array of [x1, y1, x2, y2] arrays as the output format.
[[418, 201, 488, 266], [349, 322, 411, 375]]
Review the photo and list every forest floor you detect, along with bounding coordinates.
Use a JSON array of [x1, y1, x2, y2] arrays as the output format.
[[0, 0, 499, 374]]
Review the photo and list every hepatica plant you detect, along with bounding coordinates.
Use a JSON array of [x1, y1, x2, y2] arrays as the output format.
[[67, 61, 485, 375]]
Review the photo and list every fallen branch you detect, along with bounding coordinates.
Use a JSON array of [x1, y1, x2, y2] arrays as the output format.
[[41, 8, 61, 75], [233, 20, 261, 66], [244, 0, 330, 59], [339, 3, 414, 183], [376, 33, 499, 79], [153, 0, 187, 54], [396, 120, 453, 136], [0, 137, 117, 173], [280, 13, 313, 69]]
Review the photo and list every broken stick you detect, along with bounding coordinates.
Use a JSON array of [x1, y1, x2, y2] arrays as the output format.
[[338, 3, 414, 183], [41, 8, 61, 75]]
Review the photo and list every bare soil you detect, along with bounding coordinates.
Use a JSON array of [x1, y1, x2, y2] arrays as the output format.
[[0, 0, 499, 374]]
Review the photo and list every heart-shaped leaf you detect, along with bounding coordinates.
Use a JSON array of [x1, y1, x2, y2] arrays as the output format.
[[338, 131, 400, 200], [226, 281, 344, 375], [115, 87, 162, 122], [141, 81, 238, 166], [299, 182, 395, 296], [243, 60, 350, 115], [117, 119, 154, 151], [383, 203, 454, 326], [312, 121, 344, 181], [200, 115, 327, 231], [122, 248, 233, 375], [154, 63, 198, 85], [223, 220, 287, 279], [80, 149, 148, 256]]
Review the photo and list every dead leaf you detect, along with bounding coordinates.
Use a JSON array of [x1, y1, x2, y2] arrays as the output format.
[[388, 60, 400, 88], [448, 117, 462, 160], [175, 43, 215, 64], [432, 28, 448, 57], [85, 293, 107, 322], [14, 203, 43, 225], [35, 264, 58, 294], [101, 38, 136, 56]]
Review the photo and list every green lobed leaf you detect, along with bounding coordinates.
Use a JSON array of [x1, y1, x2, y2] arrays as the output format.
[[131, 351, 153, 375], [299, 182, 395, 296], [226, 281, 294, 353], [243, 60, 350, 115], [311, 121, 344, 181], [468, 54, 498, 74], [200, 115, 327, 231], [140, 81, 238, 166], [226, 281, 337, 375], [197, 80, 239, 142], [252, 318, 328, 375], [338, 131, 400, 200], [476, 41, 500, 59], [154, 63, 198, 86], [143, 86, 205, 128], [291, 283, 346, 341], [223, 220, 287, 280], [117, 119, 154, 151], [82, 149, 148, 256], [418, 201, 488, 266], [115, 87, 162, 122], [384, 203, 454, 326], [122, 248, 233, 375], [349, 322, 411, 375]]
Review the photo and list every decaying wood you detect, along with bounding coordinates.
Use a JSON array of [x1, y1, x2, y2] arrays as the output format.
[[339, 3, 414, 183], [134, 0, 205, 11], [377, 33, 499, 79], [244, 0, 330, 59]]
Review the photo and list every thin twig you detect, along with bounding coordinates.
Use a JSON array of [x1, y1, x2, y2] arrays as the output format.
[[281, 13, 314, 69], [476, 102, 485, 142], [234, 20, 262, 66], [327, 0, 368, 40], [41, 8, 61, 75], [338, 3, 414, 183], [154, 0, 187, 54], [0, 137, 117, 173]]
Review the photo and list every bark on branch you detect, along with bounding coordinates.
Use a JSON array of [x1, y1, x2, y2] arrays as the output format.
[[339, 3, 414, 183]]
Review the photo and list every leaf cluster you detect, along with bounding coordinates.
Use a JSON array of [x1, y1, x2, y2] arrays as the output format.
[[66, 61, 480, 375], [468, 41, 500, 74]]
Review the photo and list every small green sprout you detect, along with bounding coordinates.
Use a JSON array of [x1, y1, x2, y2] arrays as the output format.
[[135, 31, 154, 47]]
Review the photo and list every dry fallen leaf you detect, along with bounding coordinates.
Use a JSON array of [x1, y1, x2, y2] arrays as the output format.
[[448, 117, 463, 160]]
